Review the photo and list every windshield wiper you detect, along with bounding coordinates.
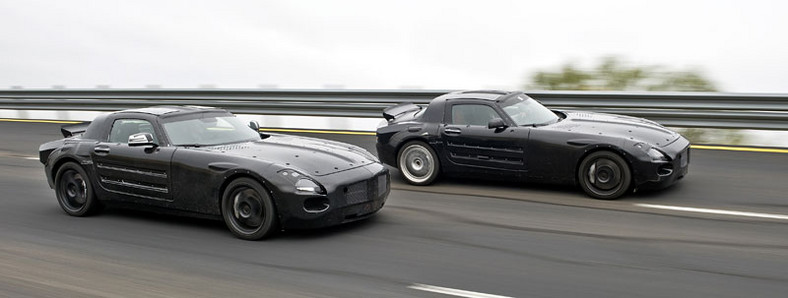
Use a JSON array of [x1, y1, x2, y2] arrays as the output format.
[[532, 119, 559, 127], [180, 139, 258, 147]]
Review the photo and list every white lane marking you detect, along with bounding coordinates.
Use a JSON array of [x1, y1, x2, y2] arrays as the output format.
[[25, 157, 39, 160], [408, 283, 513, 298], [636, 203, 788, 220]]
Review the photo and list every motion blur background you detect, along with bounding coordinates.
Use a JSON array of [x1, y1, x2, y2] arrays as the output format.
[[1, 0, 786, 92]]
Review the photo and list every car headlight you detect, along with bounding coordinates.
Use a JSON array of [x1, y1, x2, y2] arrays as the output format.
[[278, 169, 326, 194], [295, 178, 323, 194], [647, 147, 669, 163], [635, 142, 669, 163]]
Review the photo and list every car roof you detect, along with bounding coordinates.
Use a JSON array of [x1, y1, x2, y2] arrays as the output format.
[[418, 90, 525, 123], [438, 90, 523, 102], [115, 105, 227, 117]]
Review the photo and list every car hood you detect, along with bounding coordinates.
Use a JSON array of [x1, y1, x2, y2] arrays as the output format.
[[194, 134, 378, 176], [549, 110, 681, 147]]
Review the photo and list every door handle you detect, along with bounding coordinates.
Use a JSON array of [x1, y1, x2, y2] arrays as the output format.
[[444, 128, 462, 135], [93, 146, 110, 154]]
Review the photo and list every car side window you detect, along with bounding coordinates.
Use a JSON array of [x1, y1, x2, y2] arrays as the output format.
[[108, 119, 159, 144], [450, 104, 501, 126]]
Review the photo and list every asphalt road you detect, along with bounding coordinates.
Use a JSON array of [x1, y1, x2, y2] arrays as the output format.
[[1, 121, 788, 297]]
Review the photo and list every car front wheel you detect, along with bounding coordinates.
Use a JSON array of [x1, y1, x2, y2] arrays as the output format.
[[221, 178, 279, 240], [397, 141, 440, 185], [578, 151, 632, 200]]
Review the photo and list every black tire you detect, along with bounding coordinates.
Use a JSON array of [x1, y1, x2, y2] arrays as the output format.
[[578, 151, 632, 200], [54, 161, 101, 216], [397, 141, 440, 185], [221, 178, 279, 240]]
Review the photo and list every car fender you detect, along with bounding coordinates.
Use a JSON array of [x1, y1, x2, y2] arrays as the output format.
[[213, 164, 296, 225], [46, 141, 97, 189]]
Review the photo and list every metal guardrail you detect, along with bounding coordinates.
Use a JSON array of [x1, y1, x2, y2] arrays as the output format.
[[1, 89, 787, 130]]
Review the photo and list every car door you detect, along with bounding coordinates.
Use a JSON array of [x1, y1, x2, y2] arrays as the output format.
[[91, 118, 176, 202], [440, 103, 529, 171]]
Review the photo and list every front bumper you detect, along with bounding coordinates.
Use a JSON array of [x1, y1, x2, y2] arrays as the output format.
[[273, 163, 390, 230], [633, 140, 690, 190]]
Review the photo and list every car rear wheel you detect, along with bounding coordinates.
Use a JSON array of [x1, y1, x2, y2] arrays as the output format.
[[397, 141, 440, 185], [221, 178, 278, 240], [55, 162, 100, 216], [578, 151, 631, 200]]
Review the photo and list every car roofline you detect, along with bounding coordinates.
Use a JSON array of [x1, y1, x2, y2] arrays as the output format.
[[113, 105, 228, 118], [443, 90, 523, 101]]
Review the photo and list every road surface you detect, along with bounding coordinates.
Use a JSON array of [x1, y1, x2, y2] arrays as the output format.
[[1, 121, 787, 297]]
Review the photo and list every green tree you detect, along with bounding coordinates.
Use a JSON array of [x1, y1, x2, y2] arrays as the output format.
[[528, 56, 717, 92]]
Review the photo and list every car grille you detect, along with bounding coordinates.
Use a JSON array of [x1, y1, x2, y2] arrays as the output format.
[[345, 181, 368, 205], [344, 173, 389, 205]]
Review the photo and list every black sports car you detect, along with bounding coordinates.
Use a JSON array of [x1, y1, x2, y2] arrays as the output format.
[[39, 106, 388, 240], [376, 90, 689, 200]]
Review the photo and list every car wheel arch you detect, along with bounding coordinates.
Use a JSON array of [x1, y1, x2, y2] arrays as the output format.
[[573, 145, 634, 185], [51, 156, 83, 182], [217, 171, 281, 217]]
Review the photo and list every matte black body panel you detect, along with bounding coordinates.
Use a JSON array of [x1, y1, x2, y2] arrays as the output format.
[[40, 106, 389, 230], [376, 91, 690, 191]]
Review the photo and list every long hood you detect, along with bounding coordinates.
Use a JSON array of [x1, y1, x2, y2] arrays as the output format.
[[551, 110, 681, 147], [194, 134, 378, 176]]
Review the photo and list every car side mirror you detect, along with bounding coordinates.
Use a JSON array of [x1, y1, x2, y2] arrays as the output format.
[[249, 121, 260, 131], [128, 132, 157, 147], [488, 118, 507, 130]]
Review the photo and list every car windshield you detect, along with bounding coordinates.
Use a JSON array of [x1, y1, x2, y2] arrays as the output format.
[[162, 115, 260, 146], [500, 94, 559, 126]]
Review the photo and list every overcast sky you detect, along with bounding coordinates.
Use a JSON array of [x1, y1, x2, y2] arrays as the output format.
[[0, 0, 786, 92]]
